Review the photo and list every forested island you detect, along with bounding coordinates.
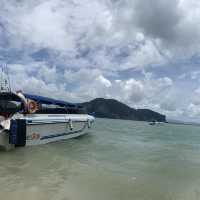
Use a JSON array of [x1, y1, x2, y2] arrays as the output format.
[[81, 98, 166, 122]]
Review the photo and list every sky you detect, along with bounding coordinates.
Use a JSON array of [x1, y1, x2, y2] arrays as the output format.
[[0, 0, 200, 122]]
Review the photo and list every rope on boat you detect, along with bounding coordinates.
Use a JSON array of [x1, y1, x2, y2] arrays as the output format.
[[69, 119, 73, 130]]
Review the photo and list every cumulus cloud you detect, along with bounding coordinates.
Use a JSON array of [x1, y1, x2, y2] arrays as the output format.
[[191, 88, 200, 106], [186, 103, 200, 118], [0, 0, 199, 121], [115, 79, 145, 103], [96, 75, 112, 88], [160, 101, 177, 112], [1, 0, 200, 68], [64, 68, 102, 84]]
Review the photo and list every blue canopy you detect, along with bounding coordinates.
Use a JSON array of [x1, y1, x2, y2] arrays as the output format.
[[24, 93, 78, 108]]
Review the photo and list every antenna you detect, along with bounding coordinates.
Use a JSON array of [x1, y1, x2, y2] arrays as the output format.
[[0, 64, 11, 93]]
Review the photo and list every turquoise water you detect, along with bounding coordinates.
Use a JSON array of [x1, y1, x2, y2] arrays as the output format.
[[0, 118, 200, 200]]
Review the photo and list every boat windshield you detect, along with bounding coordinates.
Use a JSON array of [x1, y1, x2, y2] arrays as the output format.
[[0, 93, 23, 116]]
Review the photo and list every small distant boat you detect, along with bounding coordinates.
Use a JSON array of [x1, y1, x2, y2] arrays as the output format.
[[149, 121, 156, 125], [149, 120, 163, 126]]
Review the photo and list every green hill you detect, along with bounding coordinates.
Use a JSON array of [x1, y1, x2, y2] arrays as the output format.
[[81, 98, 166, 122]]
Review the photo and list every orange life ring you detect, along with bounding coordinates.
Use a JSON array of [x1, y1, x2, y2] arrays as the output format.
[[28, 100, 38, 114]]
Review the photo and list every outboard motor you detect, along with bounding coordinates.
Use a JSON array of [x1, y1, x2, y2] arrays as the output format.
[[9, 119, 26, 147]]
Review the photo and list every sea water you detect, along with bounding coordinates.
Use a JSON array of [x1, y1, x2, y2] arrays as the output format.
[[0, 118, 200, 200]]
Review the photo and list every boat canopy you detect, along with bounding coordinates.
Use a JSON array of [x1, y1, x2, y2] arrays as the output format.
[[24, 93, 79, 108], [0, 92, 22, 102]]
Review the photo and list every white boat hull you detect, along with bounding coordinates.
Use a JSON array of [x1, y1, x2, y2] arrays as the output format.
[[0, 114, 94, 151]]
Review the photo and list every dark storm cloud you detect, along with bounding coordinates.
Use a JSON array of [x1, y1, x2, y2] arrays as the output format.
[[110, 0, 200, 62], [133, 0, 181, 42]]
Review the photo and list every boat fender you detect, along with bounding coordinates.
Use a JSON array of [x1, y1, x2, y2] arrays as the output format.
[[28, 100, 38, 114], [87, 120, 91, 129], [69, 119, 73, 130]]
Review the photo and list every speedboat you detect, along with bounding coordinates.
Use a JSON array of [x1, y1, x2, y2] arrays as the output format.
[[0, 91, 94, 151], [149, 120, 163, 126]]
